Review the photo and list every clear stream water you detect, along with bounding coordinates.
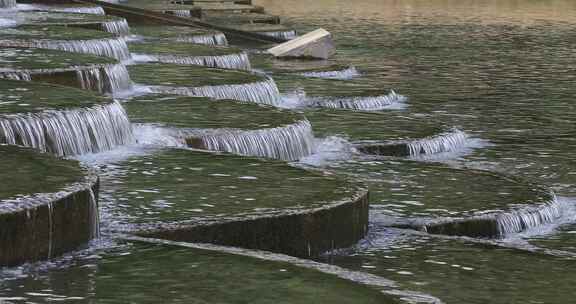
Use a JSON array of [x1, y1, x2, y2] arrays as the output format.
[[2, 0, 576, 303]]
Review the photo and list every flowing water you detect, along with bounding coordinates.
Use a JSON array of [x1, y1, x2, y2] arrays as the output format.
[[253, 0, 576, 302]]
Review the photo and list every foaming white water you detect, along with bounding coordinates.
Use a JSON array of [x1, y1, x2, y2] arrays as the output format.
[[0, 71, 31, 81], [101, 19, 130, 36], [0, 101, 134, 156], [408, 137, 489, 162], [0, 37, 131, 61], [258, 30, 297, 40], [198, 120, 315, 161], [308, 90, 408, 111], [299, 66, 361, 80], [77, 63, 134, 95], [300, 136, 356, 167], [131, 52, 251, 70], [408, 129, 469, 156], [17, 4, 106, 15], [0, 17, 16, 27], [176, 33, 228, 46], [166, 9, 191, 17], [150, 77, 282, 106], [133, 124, 186, 147]]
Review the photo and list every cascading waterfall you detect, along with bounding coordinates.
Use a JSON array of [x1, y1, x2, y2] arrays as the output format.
[[151, 77, 282, 106], [132, 52, 251, 70], [88, 188, 100, 239], [495, 193, 563, 236], [176, 33, 228, 46], [0, 0, 16, 9], [0, 37, 131, 61], [166, 10, 191, 17], [0, 72, 31, 81], [199, 120, 315, 161], [407, 128, 469, 156], [299, 66, 360, 80], [18, 4, 106, 15], [101, 19, 131, 36], [258, 30, 297, 40], [308, 90, 407, 110], [77, 63, 133, 94], [0, 101, 134, 156]]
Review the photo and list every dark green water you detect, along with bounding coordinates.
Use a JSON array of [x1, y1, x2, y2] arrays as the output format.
[[254, 0, 576, 302]]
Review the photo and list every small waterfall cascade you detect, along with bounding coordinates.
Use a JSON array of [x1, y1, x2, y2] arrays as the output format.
[[19, 5, 106, 15], [47, 201, 54, 259], [0, 72, 31, 81], [199, 120, 315, 161], [298, 66, 361, 80], [0, 38, 132, 61], [101, 19, 131, 36], [258, 30, 297, 40], [176, 33, 229, 46], [308, 90, 407, 110], [0, 101, 134, 156], [88, 188, 100, 239], [132, 52, 251, 70], [152, 77, 282, 106], [495, 193, 563, 237], [77, 63, 133, 95], [166, 10, 191, 17], [0, 0, 16, 9], [407, 128, 469, 156]]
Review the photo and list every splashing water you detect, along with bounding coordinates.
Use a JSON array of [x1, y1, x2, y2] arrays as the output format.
[[0, 101, 134, 156], [150, 77, 282, 106], [0, 72, 31, 81], [298, 66, 361, 80], [0, 37, 131, 61], [101, 19, 130, 36], [166, 10, 191, 17], [0, 0, 16, 9], [307, 90, 407, 111], [77, 63, 134, 95], [407, 128, 469, 156], [257, 30, 297, 40], [0, 17, 16, 27], [176, 33, 228, 46], [198, 120, 315, 161], [131, 52, 251, 70], [300, 136, 356, 167]]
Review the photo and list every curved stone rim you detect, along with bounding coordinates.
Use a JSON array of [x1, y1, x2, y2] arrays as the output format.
[[0, 148, 100, 266]]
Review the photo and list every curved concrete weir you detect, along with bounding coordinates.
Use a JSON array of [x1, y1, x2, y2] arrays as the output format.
[[18, 4, 107, 15], [0, 144, 99, 266], [100, 148, 369, 258], [0, 47, 133, 95], [129, 41, 251, 70], [11, 11, 130, 35], [129, 63, 282, 105], [0, 80, 134, 156], [131, 25, 228, 46], [0, 25, 131, 61], [125, 94, 314, 160]]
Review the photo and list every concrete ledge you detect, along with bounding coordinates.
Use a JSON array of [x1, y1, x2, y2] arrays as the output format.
[[134, 188, 369, 258], [268, 28, 335, 60]]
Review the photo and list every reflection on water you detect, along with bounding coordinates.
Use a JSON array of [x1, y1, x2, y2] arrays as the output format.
[[257, 0, 576, 302]]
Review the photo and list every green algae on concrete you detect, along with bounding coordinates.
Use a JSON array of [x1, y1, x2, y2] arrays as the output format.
[[0, 25, 115, 42], [0, 144, 98, 266], [125, 94, 299, 129], [0, 47, 116, 71], [129, 41, 242, 57], [128, 63, 261, 87], [0, 79, 111, 114], [101, 148, 368, 257], [0, 242, 396, 303]]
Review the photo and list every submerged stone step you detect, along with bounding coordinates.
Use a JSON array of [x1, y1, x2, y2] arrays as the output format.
[[324, 228, 576, 303], [0, 144, 99, 266], [0, 47, 132, 94], [235, 23, 297, 40], [0, 25, 131, 61], [128, 63, 281, 105], [0, 241, 397, 303], [329, 159, 560, 238], [203, 12, 281, 24], [12, 11, 130, 35], [125, 94, 314, 160], [129, 41, 251, 70], [100, 148, 369, 258], [0, 79, 134, 156], [131, 25, 228, 45]]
